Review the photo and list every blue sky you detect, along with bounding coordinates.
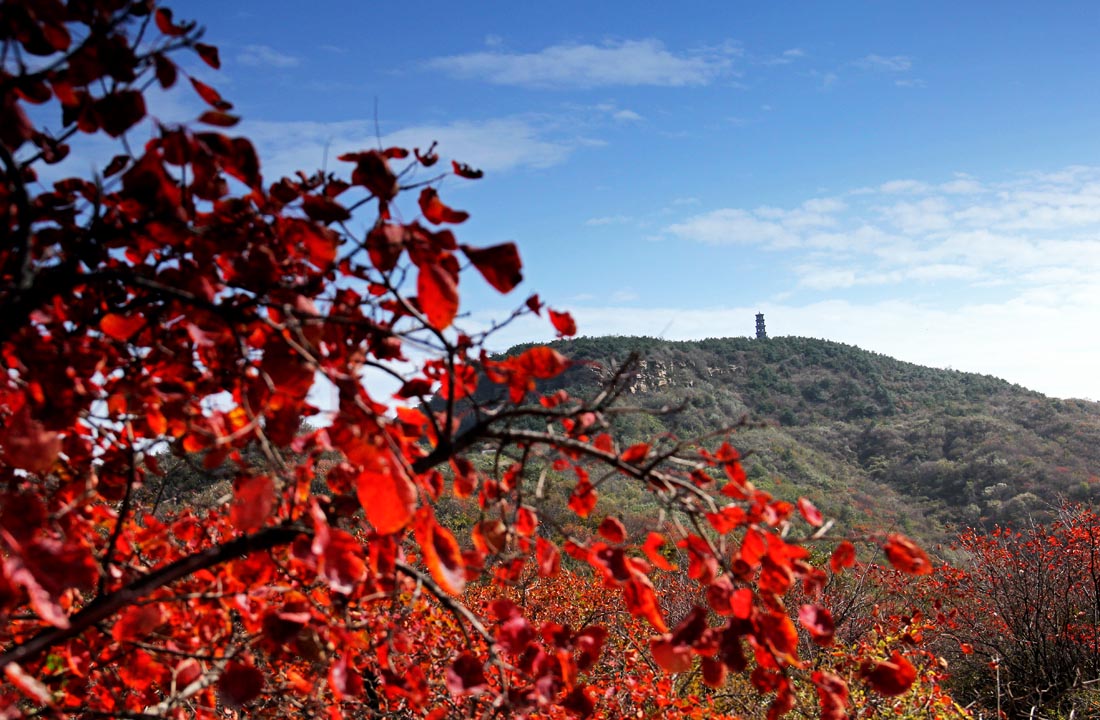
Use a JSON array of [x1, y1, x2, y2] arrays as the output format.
[[80, 2, 1100, 397]]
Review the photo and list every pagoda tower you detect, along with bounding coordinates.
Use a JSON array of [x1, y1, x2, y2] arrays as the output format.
[[755, 312, 767, 339]]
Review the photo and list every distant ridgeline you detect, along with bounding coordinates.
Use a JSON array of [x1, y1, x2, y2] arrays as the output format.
[[498, 335, 1100, 545]]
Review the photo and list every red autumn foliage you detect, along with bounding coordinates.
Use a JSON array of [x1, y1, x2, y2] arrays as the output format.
[[0, 4, 939, 719]]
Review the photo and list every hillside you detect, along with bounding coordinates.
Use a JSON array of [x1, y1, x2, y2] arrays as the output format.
[[515, 335, 1100, 545]]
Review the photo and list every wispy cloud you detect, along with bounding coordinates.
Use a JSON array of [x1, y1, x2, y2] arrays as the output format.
[[856, 54, 913, 72], [236, 44, 300, 68], [664, 166, 1100, 305], [761, 48, 806, 66], [240, 116, 577, 181], [585, 215, 634, 227], [425, 39, 739, 88], [666, 197, 846, 247]]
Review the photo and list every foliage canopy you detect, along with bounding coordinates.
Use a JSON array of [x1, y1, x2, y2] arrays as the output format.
[[1, 3, 934, 718]]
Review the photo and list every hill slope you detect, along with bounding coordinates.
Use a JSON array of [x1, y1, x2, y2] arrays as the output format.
[[519, 335, 1100, 544]]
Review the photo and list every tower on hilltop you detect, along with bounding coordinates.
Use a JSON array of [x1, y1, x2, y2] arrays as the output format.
[[755, 312, 767, 340]]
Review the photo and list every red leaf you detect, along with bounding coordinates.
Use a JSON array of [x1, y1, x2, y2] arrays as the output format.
[[419, 188, 469, 224], [1, 410, 61, 474], [472, 519, 506, 555], [4, 663, 52, 705], [620, 442, 649, 464], [41, 22, 71, 53], [798, 604, 835, 646], [341, 150, 398, 200], [797, 497, 824, 527], [415, 147, 439, 166], [643, 532, 676, 571], [757, 612, 800, 665], [154, 54, 177, 88], [302, 194, 351, 224], [563, 685, 596, 718], [451, 457, 478, 498], [813, 671, 850, 720], [549, 309, 577, 337], [740, 528, 766, 568], [282, 218, 339, 268], [396, 378, 434, 398], [598, 516, 627, 543], [103, 154, 130, 177], [417, 255, 460, 329], [195, 43, 221, 69], [521, 346, 569, 378], [830, 541, 856, 573], [321, 528, 366, 594], [862, 651, 917, 696], [730, 587, 754, 619], [198, 110, 239, 127], [94, 91, 146, 138], [536, 537, 561, 577], [883, 534, 933, 576], [650, 636, 693, 673], [623, 572, 666, 631], [218, 661, 264, 708], [415, 509, 466, 595], [575, 626, 608, 671], [366, 223, 405, 271], [356, 468, 417, 535], [462, 243, 523, 293], [702, 657, 727, 688], [705, 505, 747, 534], [445, 653, 488, 696], [515, 506, 538, 536], [101, 313, 145, 341], [568, 479, 597, 518], [155, 8, 190, 36], [112, 604, 165, 643], [189, 78, 232, 110], [231, 475, 274, 533], [452, 160, 484, 179]]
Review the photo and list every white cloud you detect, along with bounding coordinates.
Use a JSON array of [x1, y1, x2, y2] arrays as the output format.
[[237, 44, 300, 68], [940, 177, 985, 194], [877, 197, 952, 234], [611, 288, 640, 302], [240, 117, 576, 181], [585, 215, 633, 226], [761, 48, 806, 66], [425, 39, 737, 88], [666, 197, 846, 248], [612, 109, 644, 122], [879, 179, 930, 194], [666, 209, 799, 247], [856, 54, 913, 72]]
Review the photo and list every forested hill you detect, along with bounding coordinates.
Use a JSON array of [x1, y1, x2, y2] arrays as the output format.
[[517, 335, 1100, 544]]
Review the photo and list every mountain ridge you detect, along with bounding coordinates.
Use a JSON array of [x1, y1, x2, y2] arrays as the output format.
[[516, 335, 1100, 545]]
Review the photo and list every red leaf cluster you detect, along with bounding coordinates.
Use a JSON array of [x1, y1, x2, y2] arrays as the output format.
[[0, 6, 943, 719]]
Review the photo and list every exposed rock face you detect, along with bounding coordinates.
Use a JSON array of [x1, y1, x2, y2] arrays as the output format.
[[624, 359, 738, 394]]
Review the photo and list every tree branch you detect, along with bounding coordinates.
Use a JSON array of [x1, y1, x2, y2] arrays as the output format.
[[0, 524, 306, 672]]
